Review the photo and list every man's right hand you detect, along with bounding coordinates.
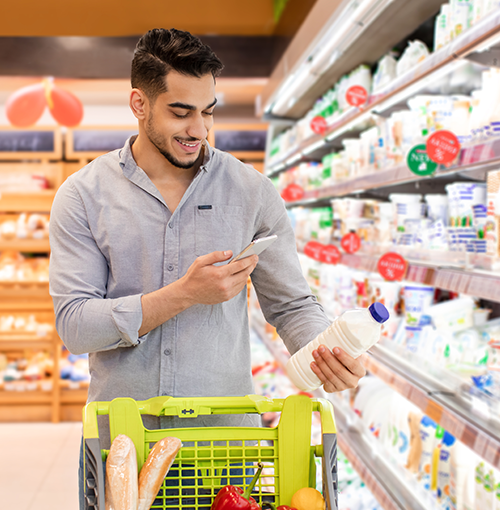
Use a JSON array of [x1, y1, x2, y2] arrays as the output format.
[[180, 251, 259, 306]]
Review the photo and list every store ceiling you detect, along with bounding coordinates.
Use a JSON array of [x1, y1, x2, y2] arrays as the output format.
[[0, 0, 317, 119], [0, 0, 277, 37]]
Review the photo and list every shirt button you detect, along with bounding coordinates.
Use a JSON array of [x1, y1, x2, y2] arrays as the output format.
[[167, 264, 174, 271], [168, 223, 174, 229], [164, 348, 172, 356]]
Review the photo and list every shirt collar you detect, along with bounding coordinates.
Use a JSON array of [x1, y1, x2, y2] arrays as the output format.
[[119, 135, 214, 176]]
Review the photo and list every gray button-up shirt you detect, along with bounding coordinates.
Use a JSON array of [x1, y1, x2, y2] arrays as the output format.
[[49, 136, 329, 441]]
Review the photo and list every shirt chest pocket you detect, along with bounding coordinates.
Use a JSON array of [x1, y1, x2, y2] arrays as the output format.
[[194, 205, 246, 257]]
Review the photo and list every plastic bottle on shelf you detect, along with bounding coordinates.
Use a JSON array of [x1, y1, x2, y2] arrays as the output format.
[[450, 441, 477, 510], [434, 4, 451, 51], [476, 462, 486, 509], [431, 426, 445, 496], [437, 431, 456, 506], [285, 303, 389, 392], [419, 416, 438, 491]]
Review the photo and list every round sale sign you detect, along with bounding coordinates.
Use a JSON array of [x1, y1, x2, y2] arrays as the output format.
[[310, 115, 328, 135], [341, 233, 361, 254], [426, 130, 461, 165], [280, 183, 304, 202], [406, 144, 438, 176], [320, 244, 341, 265], [304, 241, 324, 261], [346, 86, 368, 108], [377, 252, 408, 281]]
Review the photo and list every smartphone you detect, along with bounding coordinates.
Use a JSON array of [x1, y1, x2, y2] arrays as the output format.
[[230, 235, 278, 263]]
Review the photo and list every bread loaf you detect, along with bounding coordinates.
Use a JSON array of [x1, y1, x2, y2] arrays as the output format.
[[138, 437, 182, 510], [105, 434, 138, 510]]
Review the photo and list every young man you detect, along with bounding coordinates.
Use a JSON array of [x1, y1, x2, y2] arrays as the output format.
[[49, 28, 365, 506]]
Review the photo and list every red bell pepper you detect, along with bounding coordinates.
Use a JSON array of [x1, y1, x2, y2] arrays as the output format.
[[262, 503, 297, 510], [211, 463, 264, 510]]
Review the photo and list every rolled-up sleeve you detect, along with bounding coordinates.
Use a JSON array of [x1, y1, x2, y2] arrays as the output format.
[[250, 178, 331, 355], [49, 178, 143, 355]]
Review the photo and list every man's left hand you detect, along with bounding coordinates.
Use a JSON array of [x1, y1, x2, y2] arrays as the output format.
[[310, 345, 367, 392]]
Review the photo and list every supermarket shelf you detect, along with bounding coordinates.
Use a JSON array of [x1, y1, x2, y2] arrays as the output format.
[[366, 343, 500, 470], [252, 309, 438, 510], [266, 8, 500, 175], [60, 388, 88, 404], [0, 338, 54, 350], [0, 238, 50, 253], [284, 146, 500, 204], [329, 393, 437, 510], [298, 244, 500, 303], [0, 191, 56, 213], [0, 389, 52, 404]]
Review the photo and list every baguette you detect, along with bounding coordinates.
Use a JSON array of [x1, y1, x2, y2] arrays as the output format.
[[105, 434, 138, 510], [138, 437, 182, 510]]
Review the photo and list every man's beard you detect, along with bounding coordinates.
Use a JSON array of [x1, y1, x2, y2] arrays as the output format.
[[145, 113, 203, 169]]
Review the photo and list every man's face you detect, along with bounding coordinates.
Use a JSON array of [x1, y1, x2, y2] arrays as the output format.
[[144, 71, 216, 169]]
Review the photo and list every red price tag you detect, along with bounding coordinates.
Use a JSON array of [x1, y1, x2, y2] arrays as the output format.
[[310, 115, 328, 135], [304, 241, 324, 261], [426, 130, 461, 165], [280, 183, 304, 202], [346, 86, 368, 108], [319, 244, 341, 265], [377, 252, 408, 281], [341, 233, 361, 254]]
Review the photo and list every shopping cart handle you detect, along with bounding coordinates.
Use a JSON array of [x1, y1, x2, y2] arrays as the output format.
[[139, 394, 285, 417]]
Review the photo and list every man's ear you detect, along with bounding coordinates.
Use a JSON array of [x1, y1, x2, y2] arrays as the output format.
[[130, 88, 148, 121]]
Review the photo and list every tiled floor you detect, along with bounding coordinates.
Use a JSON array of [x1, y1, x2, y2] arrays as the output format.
[[0, 421, 81, 510]]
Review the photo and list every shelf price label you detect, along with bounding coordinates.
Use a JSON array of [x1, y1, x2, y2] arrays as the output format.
[[320, 244, 341, 264], [346, 86, 368, 108], [304, 241, 324, 261], [341, 232, 361, 254], [310, 115, 328, 135], [426, 130, 461, 165], [280, 183, 304, 202], [406, 144, 438, 176], [377, 252, 408, 281]]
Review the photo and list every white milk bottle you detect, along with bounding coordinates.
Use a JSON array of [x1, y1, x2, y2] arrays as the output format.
[[286, 302, 389, 391]]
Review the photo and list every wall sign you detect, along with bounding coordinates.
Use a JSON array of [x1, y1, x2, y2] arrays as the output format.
[[214, 130, 267, 152], [406, 144, 438, 176], [72, 129, 138, 152], [377, 252, 408, 281], [0, 130, 55, 152], [341, 232, 361, 254], [426, 130, 461, 165]]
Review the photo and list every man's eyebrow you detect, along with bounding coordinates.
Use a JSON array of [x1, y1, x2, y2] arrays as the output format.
[[168, 98, 218, 111]]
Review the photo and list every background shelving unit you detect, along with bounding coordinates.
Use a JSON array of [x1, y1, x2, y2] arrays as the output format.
[[260, 1, 500, 508]]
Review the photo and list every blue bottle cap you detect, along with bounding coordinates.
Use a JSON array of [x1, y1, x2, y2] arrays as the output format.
[[369, 302, 389, 324]]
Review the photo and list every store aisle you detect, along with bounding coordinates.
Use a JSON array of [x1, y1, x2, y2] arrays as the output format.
[[0, 421, 81, 510]]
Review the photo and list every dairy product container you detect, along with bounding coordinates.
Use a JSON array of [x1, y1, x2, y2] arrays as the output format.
[[450, 441, 478, 510], [426, 297, 475, 333], [425, 194, 449, 224], [419, 416, 439, 491], [286, 303, 389, 392], [437, 431, 456, 506]]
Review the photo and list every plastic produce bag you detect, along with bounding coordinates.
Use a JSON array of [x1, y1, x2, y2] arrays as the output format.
[[373, 54, 397, 92], [396, 40, 430, 77]]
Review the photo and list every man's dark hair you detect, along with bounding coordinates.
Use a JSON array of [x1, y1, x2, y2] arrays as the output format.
[[131, 28, 224, 101]]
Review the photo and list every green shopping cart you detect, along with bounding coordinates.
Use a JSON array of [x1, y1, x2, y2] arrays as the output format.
[[82, 394, 338, 509]]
